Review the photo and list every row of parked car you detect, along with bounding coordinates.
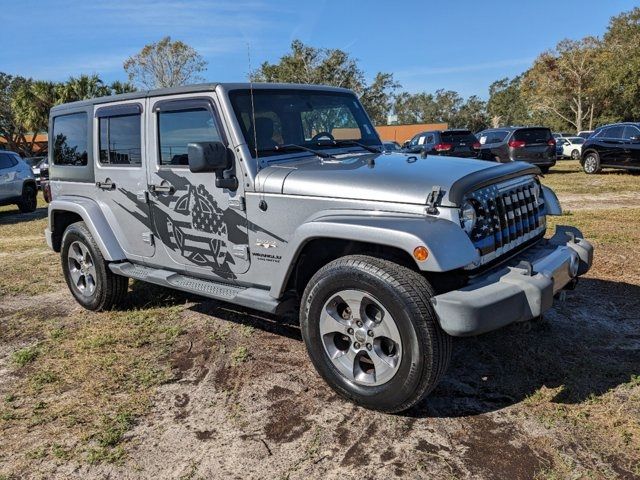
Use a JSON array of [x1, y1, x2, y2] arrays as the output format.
[[384, 121, 640, 175]]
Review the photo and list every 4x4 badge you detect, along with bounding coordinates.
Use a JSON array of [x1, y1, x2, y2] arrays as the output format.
[[256, 239, 277, 249]]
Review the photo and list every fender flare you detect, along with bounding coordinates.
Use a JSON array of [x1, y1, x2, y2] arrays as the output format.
[[48, 197, 126, 261], [269, 213, 479, 297]]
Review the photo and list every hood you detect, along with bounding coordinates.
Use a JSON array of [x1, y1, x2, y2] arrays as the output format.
[[255, 152, 537, 207]]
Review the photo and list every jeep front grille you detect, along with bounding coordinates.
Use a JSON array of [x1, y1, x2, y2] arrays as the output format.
[[466, 176, 546, 267]]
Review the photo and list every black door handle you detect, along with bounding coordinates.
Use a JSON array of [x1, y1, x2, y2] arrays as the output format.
[[96, 179, 116, 190]]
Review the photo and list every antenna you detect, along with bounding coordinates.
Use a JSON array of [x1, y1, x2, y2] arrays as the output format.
[[247, 43, 259, 166]]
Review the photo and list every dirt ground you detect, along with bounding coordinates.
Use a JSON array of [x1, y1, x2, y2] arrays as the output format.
[[1, 161, 639, 479]]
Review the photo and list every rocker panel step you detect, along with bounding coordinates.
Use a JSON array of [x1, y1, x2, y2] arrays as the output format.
[[108, 262, 280, 313]]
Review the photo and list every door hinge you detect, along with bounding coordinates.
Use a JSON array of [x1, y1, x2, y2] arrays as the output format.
[[137, 191, 149, 203], [231, 245, 249, 260], [142, 232, 155, 246], [228, 197, 245, 212]]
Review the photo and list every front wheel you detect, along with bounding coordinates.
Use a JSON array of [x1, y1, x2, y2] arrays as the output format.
[[583, 152, 601, 174], [571, 149, 580, 160], [300, 255, 451, 413], [61, 221, 128, 311]]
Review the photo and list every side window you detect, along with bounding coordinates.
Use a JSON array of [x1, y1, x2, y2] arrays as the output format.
[[52, 113, 88, 166], [604, 126, 624, 139], [99, 114, 142, 166], [425, 134, 435, 144], [622, 126, 640, 140], [0, 153, 14, 169], [158, 106, 222, 167]]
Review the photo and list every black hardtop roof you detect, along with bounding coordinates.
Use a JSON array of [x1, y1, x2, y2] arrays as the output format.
[[50, 82, 355, 114]]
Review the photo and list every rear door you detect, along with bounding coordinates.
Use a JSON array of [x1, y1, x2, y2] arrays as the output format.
[[0, 152, 15, 201], [0, 152, 19, 201], [93, 101, 155, 259], [512, 128, 554, 162]]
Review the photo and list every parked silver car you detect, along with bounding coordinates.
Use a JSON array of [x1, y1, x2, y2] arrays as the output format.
[[45, 83, 593, 412], [0, 150, 38, 212]]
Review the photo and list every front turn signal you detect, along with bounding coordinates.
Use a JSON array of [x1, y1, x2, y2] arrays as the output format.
[[413, 246, 429, 262]]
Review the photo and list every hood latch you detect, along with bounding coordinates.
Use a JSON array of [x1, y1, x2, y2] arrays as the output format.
[[426, 185, 443, 215]]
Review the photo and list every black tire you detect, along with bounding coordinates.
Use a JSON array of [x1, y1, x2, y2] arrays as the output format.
[[17, 183, 37, 213], [539, 165, 551, 174], [61, 221, 128, 311], [571, 149, 580, 160], [582, 151, 601, 174], [300, 255, 451, 413]]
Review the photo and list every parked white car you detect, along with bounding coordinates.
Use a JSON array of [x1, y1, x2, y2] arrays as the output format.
[[558, 136, 585, 159]]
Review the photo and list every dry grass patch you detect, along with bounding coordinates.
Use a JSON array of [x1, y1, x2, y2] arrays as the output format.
[[543, 160, 640, 195], [0, 295, 190, 474]]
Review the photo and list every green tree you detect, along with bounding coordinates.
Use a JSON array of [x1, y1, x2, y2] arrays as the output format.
[[56, 74, 110, 104], [252, 40, 399, 125], [359, 72, 400, 125], [393, 92, 437, 124], [453, 95, 489, 132], [0, 73, 32, 155], [487, 76, 529, 127], [124, 36, 207, 89], [596, 7, 640, 122], [521, 38, 600, 132]]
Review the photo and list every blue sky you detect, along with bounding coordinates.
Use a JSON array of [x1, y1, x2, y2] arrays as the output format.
[[1, 0, 636, 98]]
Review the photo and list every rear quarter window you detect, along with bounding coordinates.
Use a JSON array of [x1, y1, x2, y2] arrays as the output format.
[[52, 113, 89, 166], [513, 128, 552, 144]]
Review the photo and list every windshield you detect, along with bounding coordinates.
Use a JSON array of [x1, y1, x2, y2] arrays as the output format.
[[513, 128, 552, 144], [229, 89, 381, 158], [441, 131, 476, 144]]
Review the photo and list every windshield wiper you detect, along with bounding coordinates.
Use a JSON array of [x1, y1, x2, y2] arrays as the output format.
[[262, 144, 335, 158], [317, 139, 382, 154]]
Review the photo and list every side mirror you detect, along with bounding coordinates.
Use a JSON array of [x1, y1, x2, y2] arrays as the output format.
[[187, 141, 229, 173], [187, 141, 237, 190]]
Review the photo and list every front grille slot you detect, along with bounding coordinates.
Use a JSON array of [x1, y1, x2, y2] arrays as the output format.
[[467, 177, 546, 267]]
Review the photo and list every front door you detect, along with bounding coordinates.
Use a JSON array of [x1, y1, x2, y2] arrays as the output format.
[[145, 95, 250, 281], [93, 102, 155, 259], [623, 125, 640, 168]]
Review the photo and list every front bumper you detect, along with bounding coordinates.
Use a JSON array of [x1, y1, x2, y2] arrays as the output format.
[[431, 225, 593, 336]]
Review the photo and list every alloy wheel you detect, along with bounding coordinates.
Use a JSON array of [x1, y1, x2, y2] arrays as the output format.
[[67, 241, 97, 297], [319, 289, 402, 386]]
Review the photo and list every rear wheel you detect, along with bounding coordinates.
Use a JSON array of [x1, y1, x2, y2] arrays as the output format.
[[571, 149, 580, 160], [17, 183, 37, 213], [583, 152, 601, 174], [300, 255, 451, 413], [61, 221, 128, 311]]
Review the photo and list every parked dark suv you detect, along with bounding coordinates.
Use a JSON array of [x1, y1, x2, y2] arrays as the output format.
[[476, 127, 557, 173], [403, 129, 480, 158], [580, 122, 640, 174]]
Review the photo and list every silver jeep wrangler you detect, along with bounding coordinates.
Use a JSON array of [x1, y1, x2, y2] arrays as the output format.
[[45, 83, 593, 412]]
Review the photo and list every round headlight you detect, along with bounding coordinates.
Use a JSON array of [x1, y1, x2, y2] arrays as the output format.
[[460, 201, 477, 234]]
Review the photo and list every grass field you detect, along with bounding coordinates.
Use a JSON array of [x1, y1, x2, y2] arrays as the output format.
[[0, 161, 639, 479]]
